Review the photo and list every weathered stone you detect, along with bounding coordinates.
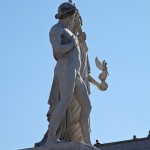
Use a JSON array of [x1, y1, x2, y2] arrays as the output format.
[[20, 142, 100, 150]]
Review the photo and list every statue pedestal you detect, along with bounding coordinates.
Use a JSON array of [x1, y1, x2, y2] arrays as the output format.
[[20, 142, 100, 150]]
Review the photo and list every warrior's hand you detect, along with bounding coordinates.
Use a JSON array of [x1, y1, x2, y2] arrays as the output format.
[[78, 32, 86, 43], [97, 83, 103, 91], [72, 35, 79, 47], [96, 82, 108, 91]]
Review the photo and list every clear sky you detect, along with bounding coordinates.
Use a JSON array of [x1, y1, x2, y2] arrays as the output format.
[[0, 0, 150, 150]]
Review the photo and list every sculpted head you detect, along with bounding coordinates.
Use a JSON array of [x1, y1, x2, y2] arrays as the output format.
[[55, 2, 76, 20], [72, 9, 82, 29]]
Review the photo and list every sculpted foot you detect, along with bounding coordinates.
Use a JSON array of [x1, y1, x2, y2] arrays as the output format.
[[44, 136, 57, 150]]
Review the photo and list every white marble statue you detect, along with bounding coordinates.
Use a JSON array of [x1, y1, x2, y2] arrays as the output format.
[[35, 1, 107, 147], [34, 1, 108, 149], [45, 2, 92, 149]]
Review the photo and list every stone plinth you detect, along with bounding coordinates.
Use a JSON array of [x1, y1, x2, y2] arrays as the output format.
[[20, 142, 100, 150]]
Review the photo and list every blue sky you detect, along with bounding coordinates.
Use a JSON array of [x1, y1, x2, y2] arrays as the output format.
[[0, 0, 150, 150]]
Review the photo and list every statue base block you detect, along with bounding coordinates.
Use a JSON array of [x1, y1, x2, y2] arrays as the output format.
[[20, 142, 100, 150]]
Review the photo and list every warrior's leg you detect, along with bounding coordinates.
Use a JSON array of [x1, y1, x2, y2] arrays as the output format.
[[46, 71, 76, 145], [35, 76, 60, 147], [34, 130, 48, 147], [74, 76, 92, 145], [47, 75, 60, 122]]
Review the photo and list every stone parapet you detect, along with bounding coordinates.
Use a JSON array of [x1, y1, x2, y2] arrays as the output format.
[[20, 142, 100, 150], [95, 137, 150, 150]]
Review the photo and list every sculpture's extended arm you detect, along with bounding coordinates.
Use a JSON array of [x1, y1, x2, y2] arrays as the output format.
[[88, 75, 101, 90], [50, 26, 78, 56]]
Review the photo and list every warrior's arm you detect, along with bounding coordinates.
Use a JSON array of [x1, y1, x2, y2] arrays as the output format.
[[88, 75, 101, 90], [50, 27, 78, 55]]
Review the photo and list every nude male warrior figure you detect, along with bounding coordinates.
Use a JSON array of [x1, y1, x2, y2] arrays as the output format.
[[45, 2, 92, 147], [35, 3, 106, 147]]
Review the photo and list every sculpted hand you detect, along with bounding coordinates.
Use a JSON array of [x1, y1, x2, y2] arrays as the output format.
[[98, 82, 108, 91], [98, 83, 103, 91], [72, 35, 79, 47], [78, 32, 86, 43]]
